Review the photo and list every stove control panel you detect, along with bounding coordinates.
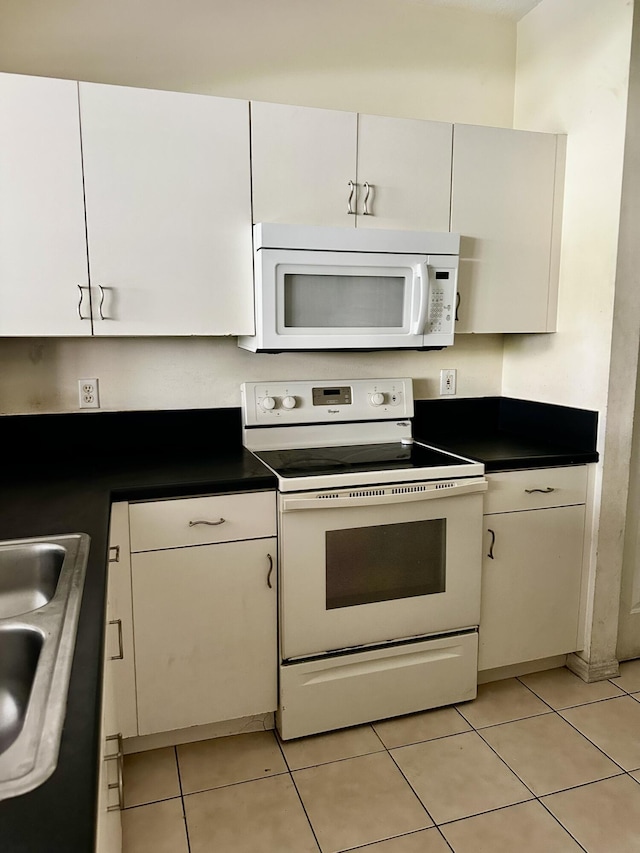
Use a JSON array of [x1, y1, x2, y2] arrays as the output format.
[[242, 378, 414, 426]]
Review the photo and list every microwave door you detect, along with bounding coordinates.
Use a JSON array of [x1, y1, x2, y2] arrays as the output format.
[[267, 250, 429, 350]]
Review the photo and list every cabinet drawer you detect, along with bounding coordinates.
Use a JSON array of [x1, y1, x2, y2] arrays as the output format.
[[129, 491, 276, 551], [484, 466, 588, 515]]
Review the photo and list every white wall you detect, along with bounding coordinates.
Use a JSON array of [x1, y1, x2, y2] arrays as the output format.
[[0, 0, 516, 414], [0, 336, 503, 414], [508, 0, 634, 674], [505, 0, 632, 412], [0, 0, 516, 125]]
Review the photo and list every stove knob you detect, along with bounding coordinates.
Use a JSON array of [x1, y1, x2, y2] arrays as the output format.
[[370, 392, 385, 407], [261, 396, 276, 411], [282, 395, 297, 410]]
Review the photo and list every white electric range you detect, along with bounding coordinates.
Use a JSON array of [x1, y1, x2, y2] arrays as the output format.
[[242, 378, 487, 739]]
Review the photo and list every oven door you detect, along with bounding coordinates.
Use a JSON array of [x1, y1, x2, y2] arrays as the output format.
[[278, 478, 487, 661]]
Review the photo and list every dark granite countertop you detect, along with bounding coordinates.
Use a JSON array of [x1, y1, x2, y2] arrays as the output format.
[[0, 408, 276, 853], [0, 397, 598, 852], [414, 397, 599, 472]]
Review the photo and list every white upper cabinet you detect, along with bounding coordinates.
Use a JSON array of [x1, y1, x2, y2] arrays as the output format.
[[251, 101, 358, 228], [79, 83, 254, 336], [451, 124, 565, 334], [0, 74, 91, 335], [250, 101, 452, 232], [355, 113, 452, 232]]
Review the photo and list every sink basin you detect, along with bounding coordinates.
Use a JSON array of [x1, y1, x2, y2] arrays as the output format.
[[0, 627, 43, 755], [0, 533, 89, 802], [0, 543, 65, 619]]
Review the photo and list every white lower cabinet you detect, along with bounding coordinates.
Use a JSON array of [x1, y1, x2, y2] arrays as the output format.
[[132, 537, 277, 735], [124, 490, 277, 737], [95, 605, 123, 853], [479, 467, 588, 671], [105, 503, 137, 739]]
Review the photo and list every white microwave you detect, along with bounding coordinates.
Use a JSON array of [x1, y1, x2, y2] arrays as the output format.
[[238, 223, 460, 352]]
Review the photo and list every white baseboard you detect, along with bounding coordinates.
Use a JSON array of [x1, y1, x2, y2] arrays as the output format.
[[123, 712, 275, 755], [478, 655, 567, 684]]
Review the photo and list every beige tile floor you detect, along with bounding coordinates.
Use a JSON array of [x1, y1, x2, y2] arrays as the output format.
[[121, 661, 640, 853]]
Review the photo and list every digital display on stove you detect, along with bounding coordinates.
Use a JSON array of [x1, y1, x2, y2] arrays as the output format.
[[312, 386, 352, 406]]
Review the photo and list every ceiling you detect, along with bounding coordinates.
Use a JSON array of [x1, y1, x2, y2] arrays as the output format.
[[406, 0, 543, 20]]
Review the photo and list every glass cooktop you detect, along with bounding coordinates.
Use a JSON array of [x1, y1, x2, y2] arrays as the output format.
[[254, 441, 472, 479]]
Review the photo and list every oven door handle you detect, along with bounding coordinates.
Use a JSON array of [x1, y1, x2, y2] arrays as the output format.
[[280, 477, 488, 511]]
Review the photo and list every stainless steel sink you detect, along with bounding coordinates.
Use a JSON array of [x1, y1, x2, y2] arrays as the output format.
[[0, 534, 89, 801], [0, 543, 65, 619]]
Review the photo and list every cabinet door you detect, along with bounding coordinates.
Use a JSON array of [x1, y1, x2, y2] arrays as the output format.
[[95, 620, 123, 853], [355, 114, 452, 231], [0, 73, 91, 336], [452, 124, 564, 333], [478, 505, 585, 671], [251, 101, 358, 227], [107, 503, 137, 738], [132, 538, 277, 735], [79, 83, 254, 335]]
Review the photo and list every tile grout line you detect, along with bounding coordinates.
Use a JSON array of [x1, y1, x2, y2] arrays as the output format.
[[272, 729, 324, 852], [515, 671, 631, 709], [173, 744, 193, 853]]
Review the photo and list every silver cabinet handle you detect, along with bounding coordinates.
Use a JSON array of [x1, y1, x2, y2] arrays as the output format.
[[524, 487, 555, 494], [109, 618, 124, 661], [105, 732, 124, 811], [362, 181, 373, 215], [189, 518, 226, 527], [267, 553, 274, 589], [108, 545, 120, 563], [487, 528, 495, 560], [347, 180, 357, 215], [77, 285, 90, 320], [98, 284, 107, 320]]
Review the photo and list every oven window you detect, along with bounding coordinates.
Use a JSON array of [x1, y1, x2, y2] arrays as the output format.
[[325, 519, 446, 610], [284, 273, 405, 328]]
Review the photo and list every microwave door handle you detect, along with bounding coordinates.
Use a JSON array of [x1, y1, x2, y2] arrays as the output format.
[[411, 262, 430, 335]]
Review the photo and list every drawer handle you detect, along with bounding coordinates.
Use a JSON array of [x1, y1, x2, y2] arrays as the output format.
[[267, 553, 274, 589], [77, 284, 90, 320], [487, 528, 495, 560], [109, 618, 124, 660], [188, 518, 226, 527], [362, 181, 373, 215], [524, 487, 555, 494], [105, 732, 124, 812], [108, 545, 120, 563], [347, 180, 357, 215]]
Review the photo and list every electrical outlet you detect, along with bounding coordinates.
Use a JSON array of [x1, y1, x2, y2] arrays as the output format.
[[439, 369, 457, 396], [78, 378, 100, 409]]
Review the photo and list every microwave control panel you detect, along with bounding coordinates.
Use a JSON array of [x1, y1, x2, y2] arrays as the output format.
[[241, 378, 414, 426], [427, 270, 454, 335]]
